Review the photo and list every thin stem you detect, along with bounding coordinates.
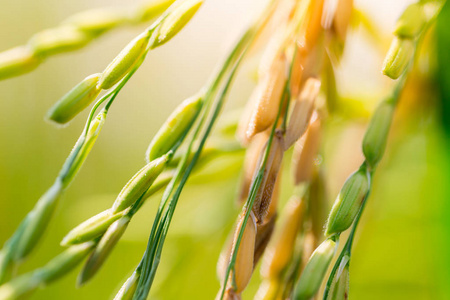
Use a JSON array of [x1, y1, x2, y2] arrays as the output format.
[[322, 77, 407, 299], [148, 47, 247, 290], [133, 23, 259, 300], [219, 34, 302, 300]]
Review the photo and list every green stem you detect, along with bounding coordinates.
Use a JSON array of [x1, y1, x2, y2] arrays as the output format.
[[218, 30, 302, 300], [322, 77, 407, 299], [148, 47, 247, 291], [132, 19, 260, 300], [322, 166, 371, 299]]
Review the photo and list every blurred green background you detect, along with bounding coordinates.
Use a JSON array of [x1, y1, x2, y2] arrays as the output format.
[[0, 0, 449, 299]]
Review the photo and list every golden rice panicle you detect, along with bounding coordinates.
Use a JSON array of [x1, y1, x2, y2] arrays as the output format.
[[229, 211, 257, 294], [260, 196, 306, 280], [284, 78, 321, 149], [252, 131, 284, 223], [292, 113, 322, 185], [243, 53, 287, 140]]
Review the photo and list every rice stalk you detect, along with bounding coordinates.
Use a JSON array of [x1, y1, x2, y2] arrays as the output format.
[[63, 140, 241, 248], [218, 0, 330, 297], [0, 242, 95, 300], [115, 3, 284, 299], [0, 0, 176, 80], [131, 30, 256, 300], [0, 0, 202, 285], [293, 4, 444, 298], [14, 134, 239, 292]]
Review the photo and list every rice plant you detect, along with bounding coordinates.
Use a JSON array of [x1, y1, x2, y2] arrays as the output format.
[[0, 0, 449, 299]]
